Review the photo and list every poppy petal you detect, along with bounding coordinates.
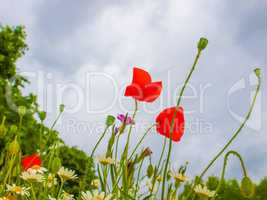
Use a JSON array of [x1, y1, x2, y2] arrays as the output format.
[[22, 154, 42, 170], [132, 67, 152, 86], [142, 81, 162, 102], [124, 84, 144, 100], [156, 107, 185, 142]]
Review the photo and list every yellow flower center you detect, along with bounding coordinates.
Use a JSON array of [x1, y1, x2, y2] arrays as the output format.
[[13, 186, 22, 193]]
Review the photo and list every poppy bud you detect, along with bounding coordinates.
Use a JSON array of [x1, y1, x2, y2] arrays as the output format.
[[106, 115, 115, 127], [241, 176, 255, 198], [8, 138, 20, 155], [18, 106, 27, 116], [147, 164, 154, 178], [254, 68, 261, 79], [198, 37, 208, 51], [59, 104, 65, 113], [38, 111, 46, 121], [51, 157, 62, 173]]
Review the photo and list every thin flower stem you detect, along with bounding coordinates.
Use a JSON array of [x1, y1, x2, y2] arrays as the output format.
[[115, 134, 121, 162], [57, 179, 64, 199], [134, 159, 145, 198], [129, 124, 156, 160], [91, 126, 109, 157], [124, 99, 138, 159], [161, 49, 202, 200], [211, 150, 248, 200], [30, 184, 37, 200], [185, 72, 261, 200]]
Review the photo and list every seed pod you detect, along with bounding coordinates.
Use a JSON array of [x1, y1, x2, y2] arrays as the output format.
[[241, 176, 255, 198]]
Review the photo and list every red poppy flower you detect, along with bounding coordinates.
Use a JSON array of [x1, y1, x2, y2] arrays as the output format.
[[21, 153, 41, 170], [156, 106, 185, 142], [125, 67, 162, 102]]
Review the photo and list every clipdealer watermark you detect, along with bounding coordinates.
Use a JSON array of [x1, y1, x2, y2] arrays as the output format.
[[4, 69, 262, 136]]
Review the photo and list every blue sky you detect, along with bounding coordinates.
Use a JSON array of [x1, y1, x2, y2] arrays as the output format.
[[1, 0, 266, 182]]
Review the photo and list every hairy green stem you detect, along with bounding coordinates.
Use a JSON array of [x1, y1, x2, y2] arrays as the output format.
[[161, 49, 202, 199], [91, 126, 109, 157], [186, 71, 261, 200]]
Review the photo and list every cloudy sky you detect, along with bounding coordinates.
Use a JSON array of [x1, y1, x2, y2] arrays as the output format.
[[1, 0, 266, 182]]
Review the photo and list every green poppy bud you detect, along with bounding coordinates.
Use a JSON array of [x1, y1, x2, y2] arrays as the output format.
[[8, 138, 20, 155], [254, 68, 261, 79], [198, 37, 208, 51], [106, 115, 115, 127], [0, 125, 7, 138], [18, 106, 27, 116], [59, 104, 65, 113], [38, 111, 47, 121], [147, 164, 154, 178], [241, 176, 255, 198], [51, 157, 62, 173]]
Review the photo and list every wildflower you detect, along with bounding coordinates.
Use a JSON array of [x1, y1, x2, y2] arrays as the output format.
[[6, 184, 30, 197], [194, 184, 216, 198], [57, 167, 77, 181], [62, 192, 74, 200], [27, 165, 47, 174], [81, 190, 113, 200], [20, 171, 44, 182], [169, 171, 188, 183], [96, 155, 115, 165], [48, 195, 56, 200], [125, 67, 162, 102], [45, 173, 58, 188], [0, 194, 13, 200], [21, 153, 42, 170], [156, 106, 185, 142], [117, 114, 134, 125], [91, 179, 100, 188]]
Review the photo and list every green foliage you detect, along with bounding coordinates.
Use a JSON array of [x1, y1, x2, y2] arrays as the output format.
[[0, 25, 94, 195]]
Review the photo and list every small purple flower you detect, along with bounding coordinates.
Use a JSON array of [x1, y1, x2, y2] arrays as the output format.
[[117, 114, 135, 125]]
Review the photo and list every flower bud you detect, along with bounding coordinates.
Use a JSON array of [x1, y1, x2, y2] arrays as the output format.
[[51, 157, 62, 173], [241, 176, 255, 198], [106, 115, 115, 127], [0, 125, 7, 138], [254, 68, 261, 79], [138, 147, 153, 162], [18, 106, 27, 116], [91, 179, 100, 188], [198, 37, 208, 51], [8, 138, 20, 155], [147, 164, 154, 178], [59, 104, 65, 113], [38, 111, 47, 121]]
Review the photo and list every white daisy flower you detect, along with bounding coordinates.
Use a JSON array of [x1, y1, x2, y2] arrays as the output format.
[[81, 190, 113, 200], [194, 184, 216, 198], [27, 164, 47, 174], [57, 167, 77, 181], [6, 184, 30, 196], [62, 191, 74, 200], [169, 170, 188, 183], [96, 155, 115, 165], [21, 171, 44, 182]]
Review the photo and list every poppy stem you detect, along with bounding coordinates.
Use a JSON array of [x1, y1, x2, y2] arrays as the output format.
[[185, 71, 261, 200], [211, 150, 247, 200], [161, 49, 203, 200], [91, 126, 109, 157]]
